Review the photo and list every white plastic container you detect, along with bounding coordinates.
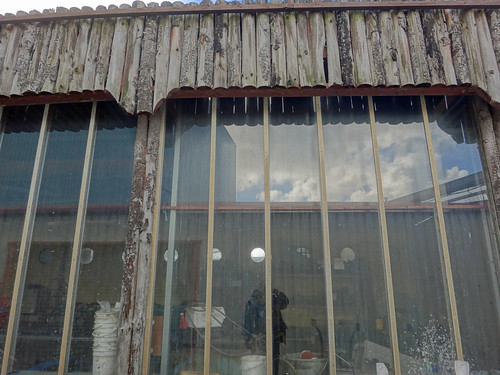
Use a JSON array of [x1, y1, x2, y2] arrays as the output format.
[[285, 353, 326, 375], [93, 302, 120, 375], [241, 355, 266, 375]]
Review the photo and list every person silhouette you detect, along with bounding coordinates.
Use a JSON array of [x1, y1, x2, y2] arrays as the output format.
[[244, 287, 289, 374]]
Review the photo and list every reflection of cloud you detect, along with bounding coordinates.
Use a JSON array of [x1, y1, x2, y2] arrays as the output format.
[[226, 119, 474, 203], [238, 171, 262, 192], [445, 166, 468, 181], [257, 177, 320, 202]]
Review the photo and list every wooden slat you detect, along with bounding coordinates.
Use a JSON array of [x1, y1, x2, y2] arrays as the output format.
[[324, 11, 342, 86], [242, 0, 257, 87], [445, 9, 471, 84], [69, 14, 92, 92], [378, 10, 399, 86], [407, 10, 431, 85], [119, 1, 145, 113], [55, 19, 79, 93], [106, 4, 131, 100], [27, 18, 54, 93], [487, 10, 500, 75], [41, 16, 67, 93], [0, 25, 10, 74], [421, 9, 456, 85], [179, 4, 199, 88], [226, 4, 241, 87], [462, 10, 488, 89], [10, 23, 37, 95], [256, 0, 271, 87], [366, 10, 386, 86], [392, 10, 414, 85], [197, 0, 214, 88], [475, 10, 500, 102], [434, 9, 457, 85], [137, 9, 159, 113], [309, 10, 326, 86], [421, 10, 446, 85], [297, 11, 314, 86], [284, 10, 299, 87], [337, 9, 355, 86], [214, 0, 228, 88], [153, 11, 172, 110], [269, 0, 286, 86], [166, 13, 184, 95], [350, 10, 372, 86], [94, 8, 117, 91], [82, 15, 104, 91]]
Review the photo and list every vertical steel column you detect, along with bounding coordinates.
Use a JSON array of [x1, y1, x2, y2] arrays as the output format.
[[367, 97, 401, 375], [160, 107, 183, 375], [203, 98, 217, 375], [1, 104, 51, 375], [314, 97, 337, 375], [143, 104, 167, 374], [58, 102, 98, 375], [419, 96, 463, 360], [263, 98, 273, 375]]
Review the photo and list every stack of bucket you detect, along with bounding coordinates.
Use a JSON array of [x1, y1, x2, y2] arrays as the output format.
[[93, 301, 120, 375]]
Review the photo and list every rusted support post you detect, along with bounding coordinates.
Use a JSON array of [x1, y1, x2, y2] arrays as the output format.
[[118, 107, 164, 374]]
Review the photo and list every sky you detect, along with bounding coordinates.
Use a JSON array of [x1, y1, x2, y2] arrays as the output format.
[[0, 0, 180, 15]]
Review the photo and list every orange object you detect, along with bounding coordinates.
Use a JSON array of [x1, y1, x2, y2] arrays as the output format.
[[300, 350, 315, 359], [180, 313, 188, 329]]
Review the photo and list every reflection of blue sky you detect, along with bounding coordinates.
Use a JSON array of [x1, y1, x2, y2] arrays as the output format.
[[222, 115, 482, 204], [430, 120, 481, 183]]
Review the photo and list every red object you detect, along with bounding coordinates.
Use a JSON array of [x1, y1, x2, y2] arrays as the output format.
[[300, 350, 315, 359], [180, 313, 188, 329]]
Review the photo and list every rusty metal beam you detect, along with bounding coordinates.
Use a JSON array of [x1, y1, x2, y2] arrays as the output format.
[[1, 1, 500, 24], [1, 86, 498, 114]]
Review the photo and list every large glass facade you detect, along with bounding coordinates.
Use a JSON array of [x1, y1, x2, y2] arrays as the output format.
[[1, 96, 499, 375], [0, 102, 136, 374]]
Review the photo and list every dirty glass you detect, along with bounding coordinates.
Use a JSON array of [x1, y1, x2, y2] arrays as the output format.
[[68, 102, 136, 372], [374, 97, 456, 374], [13, 103, 91, 372], [269, 98, 331, 375], [151, 99, 211, 375], [322, 96, 393, 374], [210, 98, 266, 375], [427, 96, 500, 372], [0, 105, 44, 356]]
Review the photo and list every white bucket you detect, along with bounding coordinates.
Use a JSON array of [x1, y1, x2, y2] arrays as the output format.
[[93, 354, 116, 375], [241, 355, 266, 375], [93, 302, 120, 375], [285, 353, 326, 375]]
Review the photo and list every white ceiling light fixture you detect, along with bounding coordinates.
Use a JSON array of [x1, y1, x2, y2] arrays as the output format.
[[250, 247, 265, 263]]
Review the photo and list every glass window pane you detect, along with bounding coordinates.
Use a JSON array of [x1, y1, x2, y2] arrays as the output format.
[[0, 105, 44, 354], [210, 98, 266, 375], [322, 96, 393, 374], [68, 102, 136, 372], [427, 96, 500, 372], [374, 97, 456, 374], [151, 99, 211, 375], [13, 103, 91, 372], [270, 98, 330, 375]]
